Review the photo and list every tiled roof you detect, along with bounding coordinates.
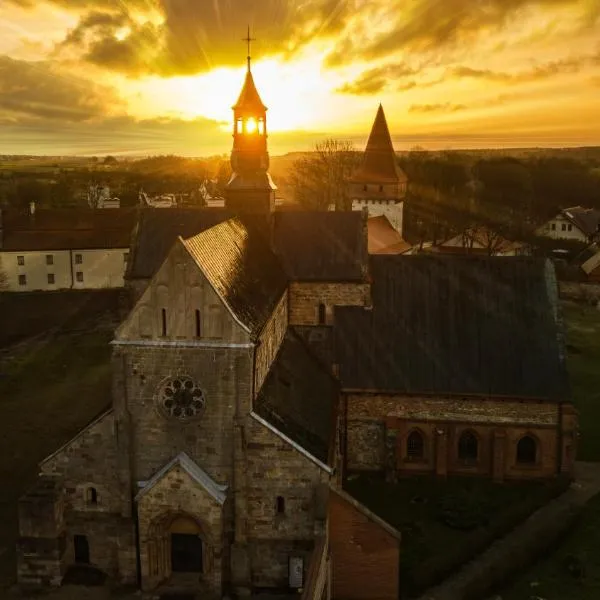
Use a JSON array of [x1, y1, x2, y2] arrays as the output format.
[[271, 211, 368, 281], [254, 331, 338, 467], [127, 207, 231, 279], [350, 105, 408, 184], [335, 255, 569, 400], [367, 215, 411, 255], [0, 208, 135, 250], [182, 218, 287, 337]]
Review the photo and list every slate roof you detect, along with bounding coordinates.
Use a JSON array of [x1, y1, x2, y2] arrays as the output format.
[[563, 206, 600, 237], [182, 218, 287, 337], [233, 68, 267, 111], [335, 255, 569, 400], [271, 211, 368, 281], [0, 208, 135, 251], [349, 105, 407, 184], [254, 331, 338, 467], [127, 207, 231, 280]]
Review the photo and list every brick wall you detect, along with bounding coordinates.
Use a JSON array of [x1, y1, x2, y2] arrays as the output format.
[[345, 394, 567, 480], [329, 489, 400, 600], [288, 282, 370, 326]]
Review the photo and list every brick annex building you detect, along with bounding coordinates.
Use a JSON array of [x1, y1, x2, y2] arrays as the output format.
[[17, 51, 577, 600]]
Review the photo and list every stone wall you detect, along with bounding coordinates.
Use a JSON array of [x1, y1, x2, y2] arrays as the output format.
[[288, 282, 370, 326], [328, 489, 400, 600], [245, 415, 330, 588], [344, 394, 567, 480], [113, 344, 252, 485], [40, 411, 120, 513], [137, 463, 226, 595], [254, 290, 288, 395]]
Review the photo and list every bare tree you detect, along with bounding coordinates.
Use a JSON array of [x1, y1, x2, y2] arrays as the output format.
[[289, 139, 361, 211]]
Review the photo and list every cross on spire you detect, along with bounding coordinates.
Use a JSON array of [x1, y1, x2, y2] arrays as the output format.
[[242, 25, 256, 70]]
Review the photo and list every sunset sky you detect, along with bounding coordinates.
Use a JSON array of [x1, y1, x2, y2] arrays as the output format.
[[1, 0, 599, 156]]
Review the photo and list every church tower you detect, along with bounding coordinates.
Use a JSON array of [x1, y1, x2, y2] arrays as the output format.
[[225, 28, 277, 215], [348, 104, 408, 233]]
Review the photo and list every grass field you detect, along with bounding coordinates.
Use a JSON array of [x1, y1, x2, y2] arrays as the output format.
[[562, 300, 600, 461], [0, 329, 113, 590]]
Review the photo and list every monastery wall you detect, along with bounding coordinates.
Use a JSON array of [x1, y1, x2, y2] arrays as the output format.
[[344, 394, 566, 480], [288, 282, 370, 326]]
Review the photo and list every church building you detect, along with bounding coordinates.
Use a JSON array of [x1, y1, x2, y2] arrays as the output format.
[[16, 38, 577, 600]]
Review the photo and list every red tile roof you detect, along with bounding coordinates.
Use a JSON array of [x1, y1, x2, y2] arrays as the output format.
[[1, 208, 136, 251]]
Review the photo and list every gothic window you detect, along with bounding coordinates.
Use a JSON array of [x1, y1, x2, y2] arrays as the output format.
[[406, 430, 424, 459], [276, 496, 285, 515], [318, 303, 326, 325], [159, 377, 206, 420], [516, 435, 537, 464], [86, 487, 98, 505], [458, 431, 479, 461]]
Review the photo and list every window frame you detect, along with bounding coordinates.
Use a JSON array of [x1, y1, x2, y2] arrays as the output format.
[[406, 429, 425, 461], [75, 271, 84, 283], [46, 254, 54, 266], [516, 435, 538, 465], [18, 274, 27, 286], [75, 253, 83, 265], [17, 255, 25, 266], [47, 273, 55, 285]]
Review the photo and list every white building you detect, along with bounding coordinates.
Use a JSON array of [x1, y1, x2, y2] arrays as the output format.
[[536, 206, 600, 243], [0, 206, 135, 292], [348, 104, 408, 235]]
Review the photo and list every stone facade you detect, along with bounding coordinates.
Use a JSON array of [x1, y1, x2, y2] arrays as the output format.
[[343, 394, 577, 481], [288, 282, 370, 326]]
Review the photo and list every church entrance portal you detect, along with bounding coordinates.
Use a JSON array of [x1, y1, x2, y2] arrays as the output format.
[[171, 533, 203, 573]]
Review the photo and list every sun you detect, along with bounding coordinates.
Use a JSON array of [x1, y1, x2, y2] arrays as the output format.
[[130, 51, 338, 133]]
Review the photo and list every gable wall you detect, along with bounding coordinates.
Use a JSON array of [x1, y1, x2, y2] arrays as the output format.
[[40, 411, 121, 514], [117, 242, 250, 344]]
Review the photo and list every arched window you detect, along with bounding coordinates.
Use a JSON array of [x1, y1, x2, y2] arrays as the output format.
[[458, 431, 479, 461], [318, 303, 326, 325], [407, 430, 424, 459], [276, 496, 285, 515], [86, 487, 98, 505], [516, 435, 537, 464]]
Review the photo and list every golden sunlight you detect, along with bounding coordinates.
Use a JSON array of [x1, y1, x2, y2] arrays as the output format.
[[245, 118, 257, 134]]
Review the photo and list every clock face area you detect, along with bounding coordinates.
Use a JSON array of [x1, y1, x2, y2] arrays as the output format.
[[158, 377, 206, 421]]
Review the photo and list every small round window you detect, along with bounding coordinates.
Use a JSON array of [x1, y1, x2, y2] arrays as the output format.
[[160, 377, 205, 420]]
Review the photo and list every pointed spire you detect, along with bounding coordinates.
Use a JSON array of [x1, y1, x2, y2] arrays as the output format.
[[233, 27, 266, 111], [351, 104, 406, 183]]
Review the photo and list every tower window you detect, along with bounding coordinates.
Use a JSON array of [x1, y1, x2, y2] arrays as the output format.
[[161, 308, 167, 337], [276, 496, 285, 515], [195, 309, 202, 338], [318, 303, 326, 325], [258, 118, 265, 135], [236, 118, 243, 134], [86, 487, 98, 505]]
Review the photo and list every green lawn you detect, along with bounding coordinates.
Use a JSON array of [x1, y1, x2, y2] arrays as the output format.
[[499, 492, 600, 600], [344, 473, 567, 598], [0, 329, 113, 589], [562, 300, 600, 460]]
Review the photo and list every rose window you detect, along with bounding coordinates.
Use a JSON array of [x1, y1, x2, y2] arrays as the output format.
[[160, 377, 205, 420]]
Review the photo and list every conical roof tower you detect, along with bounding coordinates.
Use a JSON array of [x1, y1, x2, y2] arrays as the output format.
[[350, 104, 407, 184]]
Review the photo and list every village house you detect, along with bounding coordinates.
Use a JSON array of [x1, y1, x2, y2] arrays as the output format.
[[0, 204, 135, 291], [536, 206, 600, 243], [16, 48, 576, 600]]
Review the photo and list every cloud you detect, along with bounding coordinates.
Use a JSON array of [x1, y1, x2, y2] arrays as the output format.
[[336, 63, 417, 95], [0, 55, 123, 121], [409, 103, 468, 113], [326, 0, 590, 66], [451, 54, 590, 83], [50, 0, 358, 77]]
